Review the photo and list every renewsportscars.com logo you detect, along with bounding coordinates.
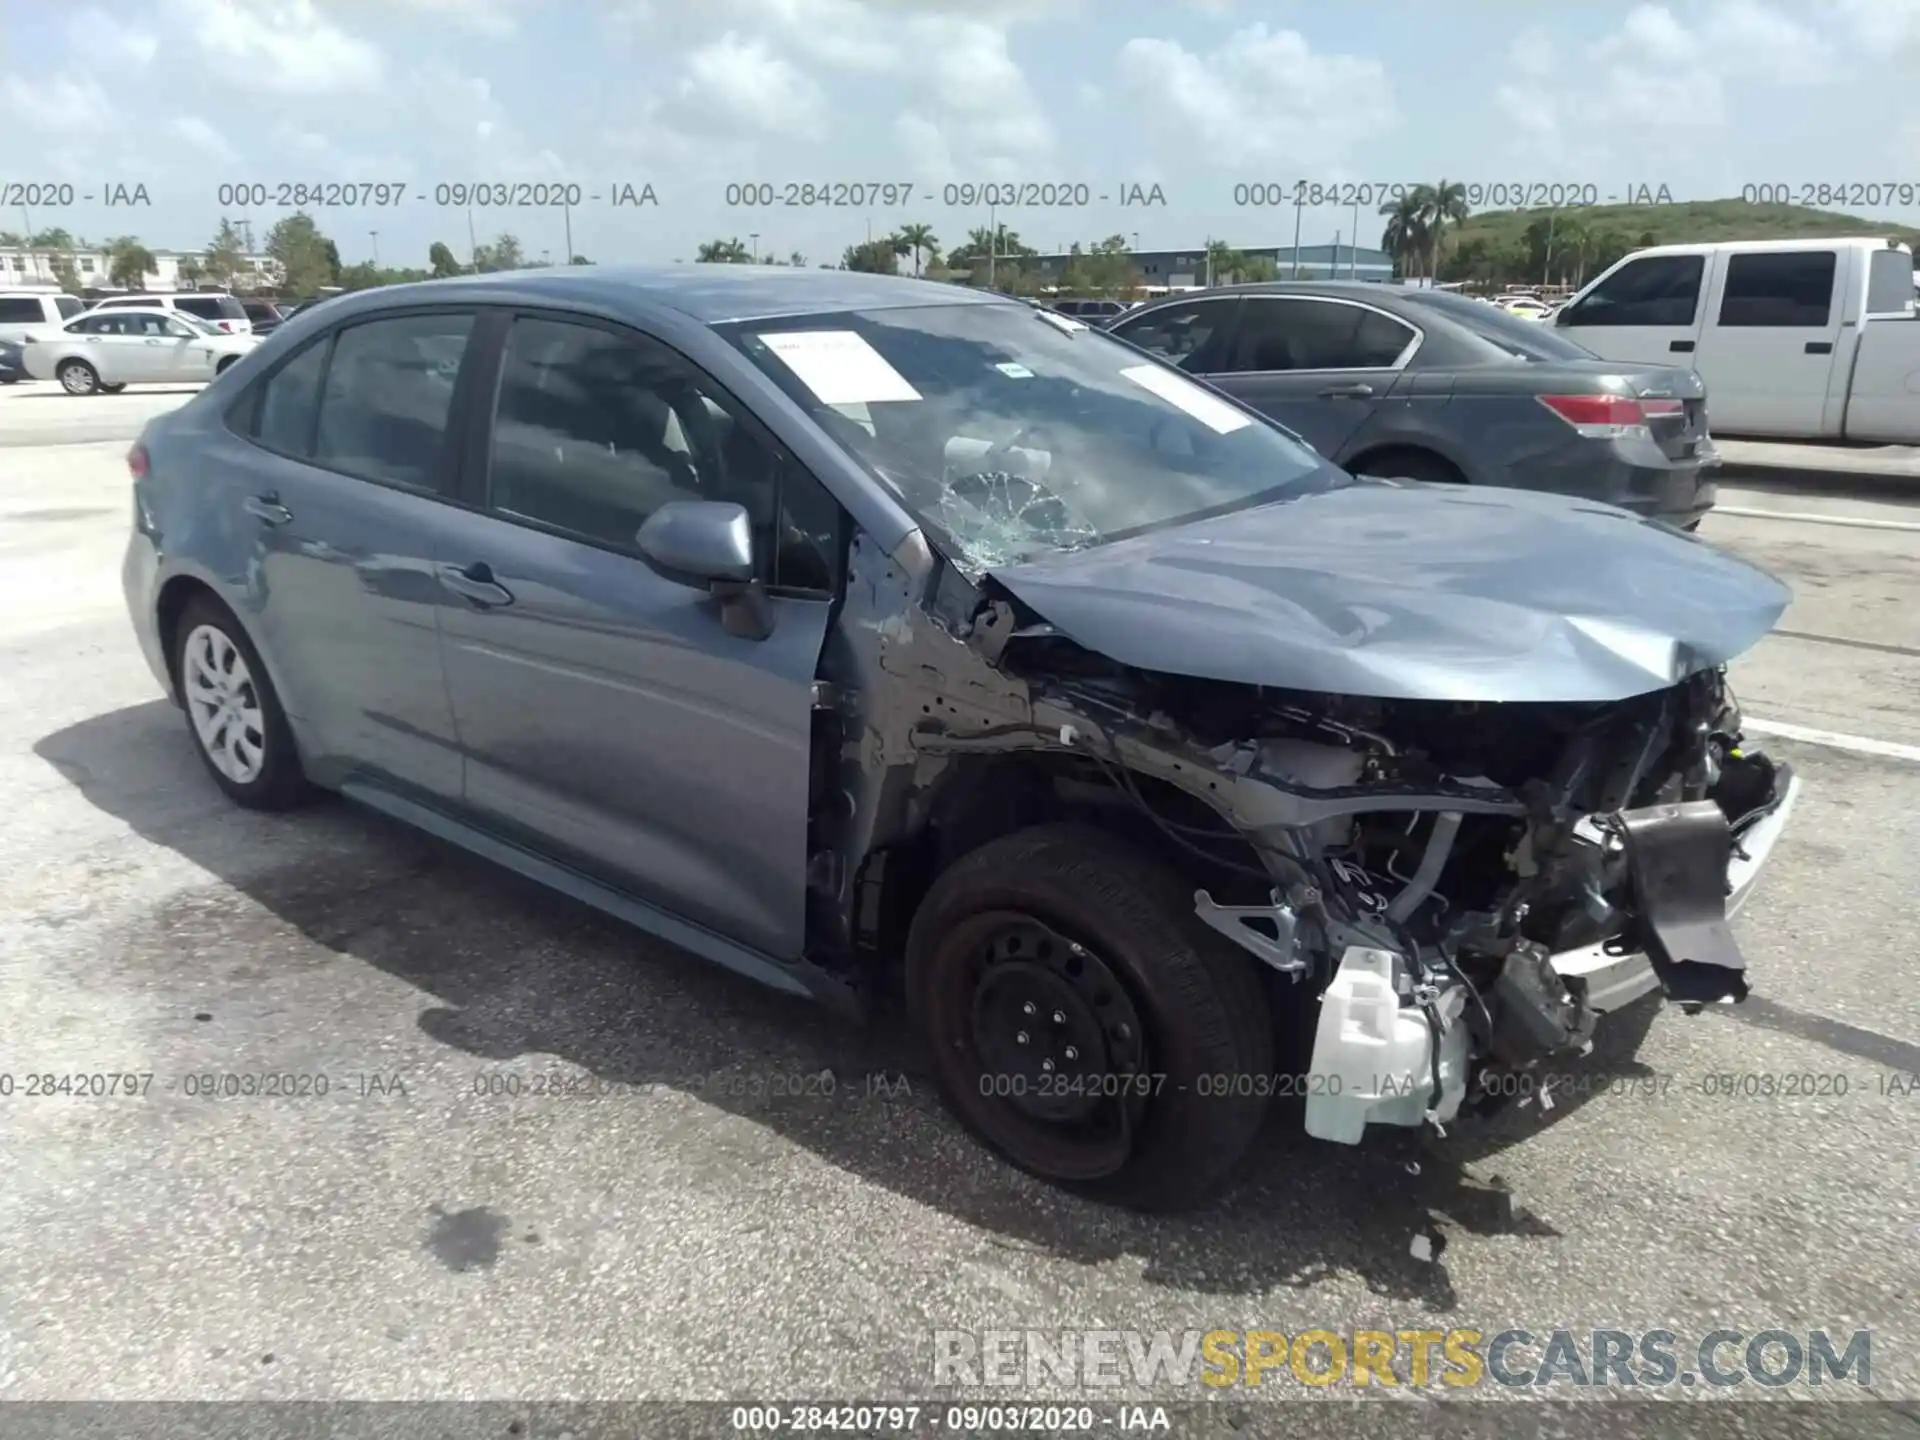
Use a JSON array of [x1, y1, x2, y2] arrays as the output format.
[[932, 1328, 1873, 1390]]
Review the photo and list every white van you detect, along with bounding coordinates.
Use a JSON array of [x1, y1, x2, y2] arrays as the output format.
[[0, 290, 88, 343], [1553, 237, 1920, 443]]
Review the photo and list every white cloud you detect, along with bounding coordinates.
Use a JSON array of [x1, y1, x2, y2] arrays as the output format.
[[899, 16, 1055, 175], [1118, 24, 1396, 169], [0, 75, 117, 135], [679, 33, 830, 139], [166, 0, 385, 93], [386, 0, 520, 36], [65, 7, 159, 63], [1496, 0, 1835, 164], [169, 115, 240, 163]]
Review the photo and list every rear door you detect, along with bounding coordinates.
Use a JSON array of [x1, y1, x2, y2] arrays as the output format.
[[1690, 246, 1846, 435], [1195, 296, 1418, 457], [87, 312, 166, 381], [1554, 252, 1707, 368], [430, 310, 839, 960], [228, 309, 480, 800]]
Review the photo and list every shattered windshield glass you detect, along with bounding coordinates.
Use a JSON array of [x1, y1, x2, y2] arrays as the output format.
[[723, 301, 1339, 573]]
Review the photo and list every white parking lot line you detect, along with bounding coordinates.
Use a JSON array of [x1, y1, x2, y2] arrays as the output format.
[[1715, 505, 1920, 533], [1744, 716, 1920, 763]]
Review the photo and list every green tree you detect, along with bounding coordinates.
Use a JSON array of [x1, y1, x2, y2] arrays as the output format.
[[695, 237, 752, 263], [176, 256, 205, 289], [896, 222, 939, 276], [570, 254, 594, 265], [428, 241, 463, 278], [1380, 193, 1428, 279], [266, 213, 337, 296], [1414, 180, 1471, 277], [203, 219, 247, 287], [842, 238, 901, 274], [107, 237, 156, 290], [49, 253, 81, 291], [472, 233, 525, 272]]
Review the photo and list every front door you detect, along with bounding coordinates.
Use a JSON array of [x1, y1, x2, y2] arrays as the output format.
[[1690, 247, 1845, 435], [84, 312, 165, 382], [1196, 296, 1414, 458], [226, 310, 480, 801], [1554, 251, 1708, 370], [133, 313, 222, 382], [434, 312, 838, 960]]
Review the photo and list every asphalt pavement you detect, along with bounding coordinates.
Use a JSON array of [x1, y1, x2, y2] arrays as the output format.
[[2, 385, 1917, 1438]]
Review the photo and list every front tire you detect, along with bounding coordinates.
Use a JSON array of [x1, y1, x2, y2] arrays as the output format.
[[906, 824, 1274, 1211], [173, 596, 309, 810], [57, 359, 100, 396], [1353, 448, 1464, 485]]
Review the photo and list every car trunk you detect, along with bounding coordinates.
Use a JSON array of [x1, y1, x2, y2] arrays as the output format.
[[1519, 358, 1710, 464]]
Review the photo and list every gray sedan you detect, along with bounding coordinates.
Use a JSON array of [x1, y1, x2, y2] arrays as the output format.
[[1108, 281, 1719, 528], [120, 265, 1795, 1209]]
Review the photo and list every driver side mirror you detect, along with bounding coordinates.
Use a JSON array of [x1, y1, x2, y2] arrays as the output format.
[[635, 500, 773, 641]]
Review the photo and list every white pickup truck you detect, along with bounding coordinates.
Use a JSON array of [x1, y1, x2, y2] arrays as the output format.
[[1554, 237, 1920, 443]]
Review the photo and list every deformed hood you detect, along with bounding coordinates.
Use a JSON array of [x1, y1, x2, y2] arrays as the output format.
[[988, 480, 1790, 703]]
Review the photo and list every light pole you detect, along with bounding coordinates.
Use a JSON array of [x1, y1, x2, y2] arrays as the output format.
[[563, 200, 573, 263], [749, 231, 759, 264], [467, 206, 478, 272], [1351, 200, 1360, 277], [369, 230, 379, 268], [19, 204, 35, 283], [987, 203, 997, 289], [1290, 194, 1305, 278]]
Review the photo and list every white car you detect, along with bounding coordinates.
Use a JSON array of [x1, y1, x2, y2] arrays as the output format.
[[21, 307, 257, 395], [91, 290, 253, 335]]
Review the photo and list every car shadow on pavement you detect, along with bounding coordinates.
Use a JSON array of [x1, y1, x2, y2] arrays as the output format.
[[34, 699, 1668, 1310]]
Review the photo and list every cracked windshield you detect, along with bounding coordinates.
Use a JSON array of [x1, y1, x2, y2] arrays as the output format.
[[727, 305, 1334, 570]]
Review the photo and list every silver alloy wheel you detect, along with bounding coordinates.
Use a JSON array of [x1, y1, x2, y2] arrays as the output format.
[[183, 623, 267, 784], [59, 361, 98, 396]]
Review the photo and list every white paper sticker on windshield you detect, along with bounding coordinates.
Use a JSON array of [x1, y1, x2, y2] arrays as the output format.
[[758, 330, 921, 405], [995, 362, 1034, 378], [1120, 364, 1251, 434]]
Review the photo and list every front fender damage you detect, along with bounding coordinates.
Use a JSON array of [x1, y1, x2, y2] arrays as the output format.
[[814, 538, 1792, 1146]]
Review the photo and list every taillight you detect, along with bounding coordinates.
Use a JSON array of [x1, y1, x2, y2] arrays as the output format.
[[1536, 393, 1672, 438], [127, 443, 150, 479]]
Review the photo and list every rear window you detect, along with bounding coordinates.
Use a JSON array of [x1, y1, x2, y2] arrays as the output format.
[[1401, 289, 1597, 361], [54, 296, 84, 319], [1865, 248, 1915, 317], [177, 294, 248, 320], [0, 297, 42, 323], [1717, 251, 1837, 327]]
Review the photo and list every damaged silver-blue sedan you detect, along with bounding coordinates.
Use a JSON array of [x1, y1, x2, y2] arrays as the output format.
[[121, 266, 1800, 1210]]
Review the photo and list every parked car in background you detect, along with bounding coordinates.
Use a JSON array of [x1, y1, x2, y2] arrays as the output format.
[[0, 339, 23, 383], [121, 266, 1796, 1209], [1493, 295, 1554, 321], [0, 290, 88, 343], [1049, 298, 1129, 324], [21, 307, 256, 395], [1555, 237, 1920, 442], [91, 291, 253, 336], [1108, 280, 1720, 527], [243, 299, 288, 337]]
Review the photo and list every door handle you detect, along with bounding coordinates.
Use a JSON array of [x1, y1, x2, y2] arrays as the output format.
[[144, 339, 163, 346], [1669, 340, 1695, 352], [438, 562, 514, 608], [1805, 341, 1833, 355], [1318, 382, 1375, 398], [242, 494, 293, 526]]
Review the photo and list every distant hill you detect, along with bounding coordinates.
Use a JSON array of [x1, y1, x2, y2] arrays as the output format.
[[1451, 199, 1920, 251]]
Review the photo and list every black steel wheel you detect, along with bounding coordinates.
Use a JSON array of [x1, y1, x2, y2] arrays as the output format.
[[906, 824, 1274, 1211]]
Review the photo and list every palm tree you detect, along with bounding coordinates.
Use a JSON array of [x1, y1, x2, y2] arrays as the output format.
[[1204, 238, 1244, 284], [695, 237, 752, 264], [1379, 194, 1427, 280], [1416, 180, 1470, 279], [896, 222, 939, 276]]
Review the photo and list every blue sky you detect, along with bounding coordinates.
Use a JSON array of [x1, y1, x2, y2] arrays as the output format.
[[4, 0, 1918, 268]]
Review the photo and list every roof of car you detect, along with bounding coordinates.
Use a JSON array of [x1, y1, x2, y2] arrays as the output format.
[[309, 264, 1009, 327]]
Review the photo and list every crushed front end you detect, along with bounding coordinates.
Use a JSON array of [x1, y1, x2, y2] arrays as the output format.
[[925, 607, 1800, 1146]]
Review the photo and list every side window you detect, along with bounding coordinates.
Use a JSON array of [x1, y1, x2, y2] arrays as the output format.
[[1110, 301, 1232, 370], [487, 316, 836, 590], [163, 318, 199, 338], [67, 314, 107, 334], [251, 337, 332, 456], [1562, 255, 1704, 327], [1718, 251, 1837, 327], [1867, 248, 1915, 315], [311, 313, 473, 489], [0, 298, 41, 323], [1227, 299, 1410, 371]]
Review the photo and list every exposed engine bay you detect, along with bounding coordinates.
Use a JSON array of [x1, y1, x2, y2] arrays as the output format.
[[833, 553, 1798, 1146]]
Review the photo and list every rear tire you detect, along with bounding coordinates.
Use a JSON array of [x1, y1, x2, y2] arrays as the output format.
[[906, 823, 1274, 1211], [56, 359, 100, 396], [172, 595, 310, 811], [1353, 448, 1465, 485]]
